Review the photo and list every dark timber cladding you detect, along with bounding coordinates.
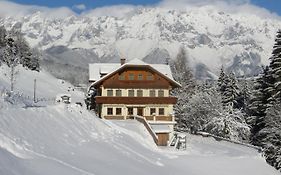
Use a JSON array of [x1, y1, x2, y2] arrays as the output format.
[[95, 97, 177, 104], [93, 66, 179, 89]]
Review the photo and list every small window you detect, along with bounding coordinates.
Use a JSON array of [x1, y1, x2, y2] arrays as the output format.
[[150, 108, 156, 115], [116, 90, 122, 97], [149, 90, 156, 97], [159, 108, 165, 115], [138, 74, 143, 80], [158, 90, 164, 97], [119, 73, 125, 80], [116, 108, 122, 115], [107, 108, 113, 115], [128, 90, 134, 97], [137, 90, 143, 97], [107, 90, 113, 96], [129, 73, 134, 80], [147, 73, 154, 80], [128, 107, 133, 115]]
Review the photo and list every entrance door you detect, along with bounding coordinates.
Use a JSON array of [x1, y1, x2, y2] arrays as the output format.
[[137, 108, 143, 116]]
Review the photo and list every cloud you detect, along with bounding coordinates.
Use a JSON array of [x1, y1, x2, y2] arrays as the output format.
[[80, 0, 280, 20], [82, 5, 138, 18], [156, 0, 280, 19], [0, 0, 279, 20], [73, 4, 86, 11], [0, 0, 76, 19]]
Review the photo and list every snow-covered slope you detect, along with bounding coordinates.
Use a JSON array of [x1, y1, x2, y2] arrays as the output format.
[[1, 7, 281, 78], [0, 103, 279, 175], [0, 66, 279, 175]]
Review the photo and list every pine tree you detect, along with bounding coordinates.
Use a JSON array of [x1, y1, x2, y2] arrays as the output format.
[[236, 77, 251, 112], [249, 66, 273, 145], [217, 66, 227, 93], [258, 102, 281, 171], [218, 69, 239, 110], [268, 29, 281, 101], [222, 72, 239, 110]]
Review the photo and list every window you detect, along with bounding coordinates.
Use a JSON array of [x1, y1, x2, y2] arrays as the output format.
[[137, 74, 143, 80], [116, 90, 122, 97], [129, 73, 134, 80], [107, 108, 113, 115], [159, 108, 165, 115], [137, 90, 143, 97], [150, 108, 156, 115], [107, 90, 113, 96], [149, 90, 156, 97], [116, 108, 122, 115], [128, 90, 134, 97], [158, 90, 164, 97], [128, 107, 133, 115], [119, 73, 125, 80], [147, 73, 154, 80]]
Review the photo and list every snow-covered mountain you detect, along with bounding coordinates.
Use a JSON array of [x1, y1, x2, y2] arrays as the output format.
[[1, 7, 281, 78]]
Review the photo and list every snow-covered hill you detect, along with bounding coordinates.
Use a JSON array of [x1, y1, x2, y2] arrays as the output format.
[[1, 6, 281, 78], [0, 67, 279, 175]]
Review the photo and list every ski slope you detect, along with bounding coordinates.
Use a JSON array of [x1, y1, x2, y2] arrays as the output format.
[[0, 67, 279, 175]]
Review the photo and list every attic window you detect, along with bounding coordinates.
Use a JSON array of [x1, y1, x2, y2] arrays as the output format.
[[137, 74, 143, 80], [119, 73, 125, 80], [129, 73, 134, 80], [147, 73, 154, 80]]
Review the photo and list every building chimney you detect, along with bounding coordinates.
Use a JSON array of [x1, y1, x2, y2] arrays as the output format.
[[120, 58, 126, 65]]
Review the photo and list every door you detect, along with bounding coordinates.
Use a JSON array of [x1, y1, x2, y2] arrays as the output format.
[[157, 133, 169, 146], [137, 107, 143, 116]]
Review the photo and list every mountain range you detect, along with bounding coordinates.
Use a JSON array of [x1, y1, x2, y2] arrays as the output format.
[[1, 6, 281, 79]]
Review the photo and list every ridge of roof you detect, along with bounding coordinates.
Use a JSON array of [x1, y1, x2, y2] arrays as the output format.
[[89, 59, 181, 88]]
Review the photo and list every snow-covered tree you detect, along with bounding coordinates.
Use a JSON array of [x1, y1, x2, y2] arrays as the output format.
[[217, 68, 240, 110], [258, 102, 281, 171], [222, 72, 239, 110], [170, 46, 195, 130], [183, 84, 250, 142], [249, 66, 273, 142], [217, 66, 227, 93], [236, 77, 251, 113], [0, 26, 40, 92], [268, 29, 281, 101]]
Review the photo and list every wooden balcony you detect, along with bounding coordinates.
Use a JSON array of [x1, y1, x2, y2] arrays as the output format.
[[95, 96, 177, 104]]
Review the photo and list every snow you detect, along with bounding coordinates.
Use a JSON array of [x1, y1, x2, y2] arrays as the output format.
[[0, 65, 279, 175], [150, 124, 172, 133], [2, 6, 281, 77]]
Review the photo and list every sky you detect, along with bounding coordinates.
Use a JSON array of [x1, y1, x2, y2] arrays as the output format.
[[4, 0, 281, 16], [0, 0, 280, 19]]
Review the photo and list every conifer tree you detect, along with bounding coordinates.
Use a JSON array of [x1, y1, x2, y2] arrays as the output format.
[[222, 72, 239, 110], [268, 29, 281, 101], [217, 66, 227, 92], [249, 66, 272, 144]]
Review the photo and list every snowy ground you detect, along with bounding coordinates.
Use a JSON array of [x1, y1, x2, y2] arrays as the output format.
[[0, 67, 279, 175]]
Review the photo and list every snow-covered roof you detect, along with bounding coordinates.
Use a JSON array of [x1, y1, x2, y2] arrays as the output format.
[[89, 59, 180, 87], [150, 124, 173, 133]]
